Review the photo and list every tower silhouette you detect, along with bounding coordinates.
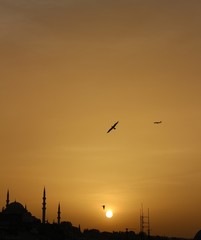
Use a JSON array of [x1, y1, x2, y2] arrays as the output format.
[[42, 187, 46, 224], [140, 205, 150, 240], [57, 203, 61, 224], [6, 189, 9, 207]]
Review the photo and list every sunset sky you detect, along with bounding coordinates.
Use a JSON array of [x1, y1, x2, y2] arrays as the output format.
[[1, 0, 201, 238]]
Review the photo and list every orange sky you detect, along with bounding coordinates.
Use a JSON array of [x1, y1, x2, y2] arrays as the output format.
[[1, 0, 201, 238]]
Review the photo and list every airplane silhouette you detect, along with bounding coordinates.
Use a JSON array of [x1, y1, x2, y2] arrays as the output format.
[[154, 121, 162, 124], [107, 121, 119, 133]]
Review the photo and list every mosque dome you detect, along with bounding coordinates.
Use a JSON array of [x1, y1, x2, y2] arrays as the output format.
[[194, 230, 201, 240], [2, 201, 40, 224], [4, 201, 27, 214]]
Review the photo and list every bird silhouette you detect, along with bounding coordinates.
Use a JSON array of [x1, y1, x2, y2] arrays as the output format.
[[154, 121, 162, 124], [107, 121, 119, 133]]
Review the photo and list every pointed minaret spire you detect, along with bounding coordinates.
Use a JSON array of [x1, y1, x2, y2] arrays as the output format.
[[57, 203, 61, 224], [42, 187, 46, 224], [6, 190, 10, 208]]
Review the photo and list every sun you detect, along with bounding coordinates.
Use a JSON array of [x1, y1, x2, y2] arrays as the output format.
[[106, 210, 113, 218]]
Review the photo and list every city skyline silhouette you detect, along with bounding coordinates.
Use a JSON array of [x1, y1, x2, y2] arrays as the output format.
[[0, 187, 199, 240]]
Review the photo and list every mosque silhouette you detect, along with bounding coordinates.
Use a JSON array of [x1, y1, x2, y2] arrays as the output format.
[[0, 188, 59, 226], [0, 188, 199, 240], [0, 188, 70, 239]]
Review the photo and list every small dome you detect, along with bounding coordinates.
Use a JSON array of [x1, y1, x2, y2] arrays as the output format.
[[5, 201, 27, 214], [194, 230, 201, 240]]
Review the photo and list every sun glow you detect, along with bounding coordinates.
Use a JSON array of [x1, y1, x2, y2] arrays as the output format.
[[106, 210, 113, 218]]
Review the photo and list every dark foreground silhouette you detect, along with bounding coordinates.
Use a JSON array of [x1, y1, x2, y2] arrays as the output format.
[[0, 220, 193, 240], [0, 191, 194, 240]]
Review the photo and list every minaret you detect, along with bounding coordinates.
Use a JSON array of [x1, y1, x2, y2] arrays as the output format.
[[57, 203, 61, 224], [42, 187, 46, 224], [6, 190, 10, 207]]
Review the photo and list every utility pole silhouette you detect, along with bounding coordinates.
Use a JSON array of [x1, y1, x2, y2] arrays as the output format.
[[140, 205, 150, 240]]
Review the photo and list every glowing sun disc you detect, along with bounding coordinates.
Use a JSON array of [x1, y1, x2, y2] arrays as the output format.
[[106, 210, 113, 218]]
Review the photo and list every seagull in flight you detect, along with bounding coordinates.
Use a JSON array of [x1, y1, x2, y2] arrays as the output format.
[[154, 121, 162, 124], [107, 121, 119, 133]]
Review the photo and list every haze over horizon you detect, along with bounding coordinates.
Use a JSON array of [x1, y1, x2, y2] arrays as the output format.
[[1, 0, 201, 238]]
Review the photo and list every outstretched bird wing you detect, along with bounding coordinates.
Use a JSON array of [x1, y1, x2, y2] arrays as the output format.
[[113, 121, 119, 127], [107, 121, 119, 133]]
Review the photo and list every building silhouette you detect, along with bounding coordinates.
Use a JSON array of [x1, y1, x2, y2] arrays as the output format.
[[0, 189, 61, 226], [0, 188, 65, 238], [42, 187, 46, 224], [0, 190, 40, 239], [0, 189, 195, 240], [58, 203, 61, 224], [6, 190, 9, 208]]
